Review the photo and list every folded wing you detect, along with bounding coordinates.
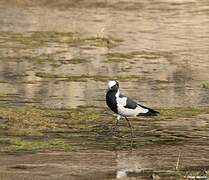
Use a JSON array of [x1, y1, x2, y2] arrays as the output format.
[[118, 94, 159, 116]]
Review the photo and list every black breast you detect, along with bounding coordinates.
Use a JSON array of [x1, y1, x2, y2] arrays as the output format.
[[106, 90, 118, 114]]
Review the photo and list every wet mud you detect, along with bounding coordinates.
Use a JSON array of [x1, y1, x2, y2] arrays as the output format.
[[0, 0, 209, 179]]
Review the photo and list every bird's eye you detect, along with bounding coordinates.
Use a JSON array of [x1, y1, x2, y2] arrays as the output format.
[[112, 84, 118, 89]]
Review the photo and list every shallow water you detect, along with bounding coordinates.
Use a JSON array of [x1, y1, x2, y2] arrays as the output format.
[[0, 0, 209, 108], [0, 0, 209, 179]]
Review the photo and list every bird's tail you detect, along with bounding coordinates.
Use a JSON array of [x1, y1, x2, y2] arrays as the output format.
[[137, 104, 159, 116]]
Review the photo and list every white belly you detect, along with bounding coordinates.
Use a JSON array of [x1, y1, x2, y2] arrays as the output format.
[[117, 104, 148, 117], [117, 104, 138, 117]]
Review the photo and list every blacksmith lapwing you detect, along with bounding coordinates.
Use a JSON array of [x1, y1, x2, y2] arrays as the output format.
[[106, 80, 159, 137]]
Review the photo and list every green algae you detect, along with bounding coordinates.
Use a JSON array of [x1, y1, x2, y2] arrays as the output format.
[[69, 58, 87, 64], [159, 107, 209, 119], [0, 93, 8, 97], [0, 31, 77, 47], [35, 72, 142, 82], [0, 80, 8, 83], [0, 138, 73, 152], [0, 31, 122, 49], [0, 105, 209, 152], [105, 51, 166, 63], [0, 106, 105, 152], [0, 31, 123, 69], [106, 52, 135, 59], [0, 93, 20, 98], [60, 58, 88, 64], [0, 54, 55, 65]]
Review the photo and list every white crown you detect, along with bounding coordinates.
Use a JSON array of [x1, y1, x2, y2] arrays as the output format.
[[108, 80, 117, 88]]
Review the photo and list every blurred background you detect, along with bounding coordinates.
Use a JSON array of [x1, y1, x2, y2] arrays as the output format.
[[0, 0, 209, 109]]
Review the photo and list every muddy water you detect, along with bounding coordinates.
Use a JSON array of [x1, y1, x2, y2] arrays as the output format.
[[0, 0, 209, 179], [0, 0, 209, 108]]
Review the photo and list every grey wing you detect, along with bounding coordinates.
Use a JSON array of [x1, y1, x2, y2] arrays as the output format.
[[119, 94, 138, 109]]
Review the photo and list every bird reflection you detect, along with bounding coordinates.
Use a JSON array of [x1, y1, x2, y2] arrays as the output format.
[[116, 151, 153, 179]]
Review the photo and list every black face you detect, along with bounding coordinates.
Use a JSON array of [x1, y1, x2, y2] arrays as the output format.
[[110, 81, 119, 91]]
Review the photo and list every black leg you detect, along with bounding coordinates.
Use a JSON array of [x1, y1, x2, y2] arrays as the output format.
[[115, 118, 119, 129], [112, 118, 119, 131], [125, 117, 134, 138]]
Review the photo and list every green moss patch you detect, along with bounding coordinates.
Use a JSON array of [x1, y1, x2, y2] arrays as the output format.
[[0, 105, 209, 153], [35, 72, 142, 82], [0, 138, 73, 152], [0, 106, 106, 152], [0, 31, 123, 68], [159, 107, 209, 119], [0, 31, 122, 49], [105, 51, 168, 63]]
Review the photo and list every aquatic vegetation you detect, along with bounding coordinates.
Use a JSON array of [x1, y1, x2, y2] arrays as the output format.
[[0, 93, 8, 97], [0, 93, 19, 98], [0, 31, 77, 47], [105, 51, 166, 63], [159, 107, 209, 118], [35, 72, 143, 82], [0, 80, 8, 83], [0, 106, 106, 152], [106, 52, 134, 63], [0, 31, 123, 70], [82, 37, 121, 48], [60, 58, 88, 64], [0, 105, 208, 153], [0, 138, 73, 152], [0, 31, 122, 49]]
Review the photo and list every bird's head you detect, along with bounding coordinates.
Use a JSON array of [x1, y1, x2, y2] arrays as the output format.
[[107, 80, 119, 91]]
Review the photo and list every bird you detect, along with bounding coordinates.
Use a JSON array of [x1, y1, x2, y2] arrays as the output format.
[[106, 80, 159, 137]]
